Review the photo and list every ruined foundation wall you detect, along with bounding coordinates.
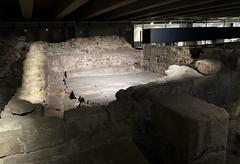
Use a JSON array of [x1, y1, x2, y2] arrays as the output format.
[[121, 71, 240, 108], [46, 36, 143, 75], [143, 44, 193, 74], [0, 38, 29, 111]]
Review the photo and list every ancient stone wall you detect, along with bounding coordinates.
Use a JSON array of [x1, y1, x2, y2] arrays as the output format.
[[46, 36, 143, 75], [0, 37, 29, 111], [119, 71, 240, 108], [143, 44, 193, 74]]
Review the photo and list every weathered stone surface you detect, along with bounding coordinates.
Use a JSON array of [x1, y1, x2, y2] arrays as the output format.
[[64, 107, 109, 141], [151, 94, 229, 164], [228, 98, 240, 120], [107, 100, 134, 122], [4, 97, 36, 115], [0, 39, 29, 111], [0, 117, 65, 154], [195, 59, 222, 75], [44, 108, 64, 119], [65, 139, 150, 164], [164, 65, 203, 81], [143, 44, 193, 74], [0, 144, 66, 164], [65, 106, 133, 154], [0, 132, 24, 158], [18, 46, 47, 104], [46, 36, 142, 74], [115, 89, 126, 100]]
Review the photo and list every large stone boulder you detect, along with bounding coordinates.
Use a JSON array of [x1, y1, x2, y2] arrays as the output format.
[[1, 96, 44, 118], [164, 65, 203, 81], [195, 59, 222, 75], [151, 94, 229, 164], [3, 96, 43, 116]]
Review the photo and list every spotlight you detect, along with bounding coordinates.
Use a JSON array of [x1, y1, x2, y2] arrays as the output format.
[[45, 28, 49, 32], [150, 22, 154, 25], [24, 29, 27, 32], [169, 21, 172, 24]]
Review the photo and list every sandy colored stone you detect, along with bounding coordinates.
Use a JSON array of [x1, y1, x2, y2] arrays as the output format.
[[195, 59, 222, 75], [164, 65, 203, 81]]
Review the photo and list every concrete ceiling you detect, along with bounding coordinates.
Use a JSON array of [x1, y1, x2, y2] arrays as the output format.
[[0, 0, 240, 21]]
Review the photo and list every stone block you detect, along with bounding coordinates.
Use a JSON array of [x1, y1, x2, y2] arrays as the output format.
[[193, 75, 218, 98], [65, 139, 150, 164], [4, 97, 36, 115], [107, 100, 134, 122], [0, 132, 24, 158], [0, 117, 65, 154], [151, 94, 228, 164], [164, 65, 203, 82], [0, 144, 66, 164], [195, 59, 222, 75], [64, 107, 109, 141]]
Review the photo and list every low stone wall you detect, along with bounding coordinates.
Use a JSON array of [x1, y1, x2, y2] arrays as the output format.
[[119, 71, 240, 108], [45, 36, 143, 75], [143, 44, 193, 74]]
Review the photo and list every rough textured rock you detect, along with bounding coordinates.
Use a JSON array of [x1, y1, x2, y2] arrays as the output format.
[[0, 144, 66, 164], [195, 59, 222, 75], [107, 100, 134, 122], [64, 106, 109, 141], [228, 98, 240, 120], [0, 117, 65, 154], [0, 133, 24, 158], [0, 38, 29, 111], [46, 36, 143, 74], [151, 94, 229, 164], [65, 139, 150, 164], [143, 44, 193, 74], [4, 97, 36, 115], [17, 43, 47, 104], [199, 47, 240, 71], [164, 65, 203, 81]]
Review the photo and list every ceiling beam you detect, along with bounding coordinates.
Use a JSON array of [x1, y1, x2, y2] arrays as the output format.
[[56, 0, 88, 18], [80, 0, 137, 20], [127, 0, 219, 20], [99, 0, 179, 20], [19, 0, 33, 19], [181, 7, 240, 18], [159, 1, 240, 18]]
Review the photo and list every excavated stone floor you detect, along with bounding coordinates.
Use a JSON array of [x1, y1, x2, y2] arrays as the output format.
[[58, 71, 163, 106]]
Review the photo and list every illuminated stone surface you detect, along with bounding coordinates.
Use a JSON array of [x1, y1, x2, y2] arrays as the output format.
[[195, 59, 222, 75], [164, 65, 203, 81]]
